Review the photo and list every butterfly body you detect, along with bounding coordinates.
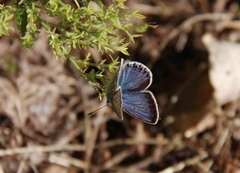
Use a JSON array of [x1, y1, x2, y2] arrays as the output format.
[[106, 69, 123, 120], [106, 59, 159, 124]]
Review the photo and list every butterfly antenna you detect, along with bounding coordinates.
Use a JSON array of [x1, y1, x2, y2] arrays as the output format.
[[87, 104, 107, 116]]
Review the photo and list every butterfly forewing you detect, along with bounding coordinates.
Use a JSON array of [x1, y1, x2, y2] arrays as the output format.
[[119, 62, 152, 92], [122, 91, 159, 124]]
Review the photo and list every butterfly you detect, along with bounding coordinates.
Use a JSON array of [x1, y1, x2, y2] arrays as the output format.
[[106, 59, 159, 125]]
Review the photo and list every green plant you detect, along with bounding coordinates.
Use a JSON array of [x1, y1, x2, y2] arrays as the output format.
[[0, 0, 149, 98]]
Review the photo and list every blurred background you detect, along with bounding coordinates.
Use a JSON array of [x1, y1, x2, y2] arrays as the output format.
[[1, 0, 240, 172]]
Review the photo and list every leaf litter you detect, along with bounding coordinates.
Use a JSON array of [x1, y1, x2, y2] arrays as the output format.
[[1, 0, 240, 172]]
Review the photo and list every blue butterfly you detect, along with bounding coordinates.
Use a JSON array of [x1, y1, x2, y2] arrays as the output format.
[[106, 59, 159, 124]]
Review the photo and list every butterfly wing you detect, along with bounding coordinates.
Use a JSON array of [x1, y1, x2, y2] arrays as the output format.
[[119, 61, 152, 92], [122, 91, 159, 124], [106, 59, 159, 124], [109, 87, 123, 119], [106, 59, 124, 119]]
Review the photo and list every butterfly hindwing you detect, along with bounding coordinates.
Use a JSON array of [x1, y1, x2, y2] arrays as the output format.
[[122, 91, 159, 124]]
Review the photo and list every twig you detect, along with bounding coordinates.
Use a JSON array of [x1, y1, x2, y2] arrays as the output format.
[[159, 153, 208, 173], [0, 137, 167, 157], [213, 126, 229, 155], [159, 13, 234, 52], [127, 156, 155, 170], [0, 144, 86, 156], [48, 153, 88, 169], [0, 165, 4, 173], [96, 137, 168, 149], [103, 149, 135, 169], [17, 158, 27, 173]]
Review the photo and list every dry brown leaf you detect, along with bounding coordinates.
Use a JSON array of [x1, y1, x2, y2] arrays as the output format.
[[202, 33, 240, 106]]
